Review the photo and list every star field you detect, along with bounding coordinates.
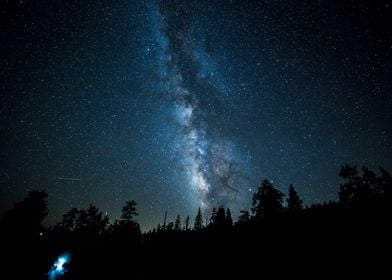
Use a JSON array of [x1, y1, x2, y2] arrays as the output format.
[[1, 0, 391, 230]]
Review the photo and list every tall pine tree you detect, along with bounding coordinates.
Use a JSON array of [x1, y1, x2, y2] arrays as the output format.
[[174, 215, 181, 231], [193, 207, 203, 230], [287, 185, 303, 211], [252, 179, 284, 219]]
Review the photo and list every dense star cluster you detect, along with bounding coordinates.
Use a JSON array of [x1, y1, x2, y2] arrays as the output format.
[[1, 0, 391, 229], [157, 1, 246, 210]]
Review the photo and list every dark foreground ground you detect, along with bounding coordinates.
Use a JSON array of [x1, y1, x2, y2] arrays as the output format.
[[2, 209, 391, 279]]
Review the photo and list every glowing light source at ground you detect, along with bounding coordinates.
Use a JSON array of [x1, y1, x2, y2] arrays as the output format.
[[48, 253, 70, 280]]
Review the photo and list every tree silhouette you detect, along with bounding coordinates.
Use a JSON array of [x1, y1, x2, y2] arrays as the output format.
[[193, 207, 203, 230], [75, 205, 109, 236], [338, 164, 358, 204], [184, 216, 190, 231], [338, 165, 380, 207], [226, 208, 233, 227], [208, 206, 233, 230], [362, 167, 377, 187], [215, 207, 226, 226], [166, 222, 174, 231], [120, 200, 138, 222], [174, 215, 181, 231], [58, 208, 79, 231], [209, 207, 217, 224], [110, 201, 141, 241], [379, 166, 392, 196], [252, 179, 284, 219], [287, 185, 303, 211], [237, 210, 250, 225], [3, 163, 392, 279], [2, 190, 48, 237], [56, 205, 109, 236], [339, 164, 359, 179]]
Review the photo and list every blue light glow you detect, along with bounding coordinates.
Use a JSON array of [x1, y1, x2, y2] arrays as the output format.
[[48, 253, 70, 280], [54, 257, 66, 271]]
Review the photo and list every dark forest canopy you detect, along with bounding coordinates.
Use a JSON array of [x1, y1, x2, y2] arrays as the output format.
[[1, 164, 392, 279], [2, 164, 392, 234]]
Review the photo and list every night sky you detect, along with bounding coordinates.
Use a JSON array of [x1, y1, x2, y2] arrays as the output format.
[[1, 0, 391, 230]]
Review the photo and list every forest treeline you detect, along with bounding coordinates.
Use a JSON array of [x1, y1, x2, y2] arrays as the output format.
[[2, 164, 392, 279]]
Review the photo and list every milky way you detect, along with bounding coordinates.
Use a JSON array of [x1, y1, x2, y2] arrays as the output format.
[[2, 0, 391, 229], [156, 0, 244, 210]]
